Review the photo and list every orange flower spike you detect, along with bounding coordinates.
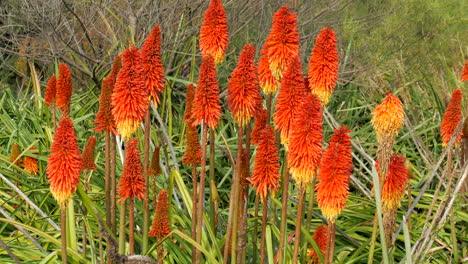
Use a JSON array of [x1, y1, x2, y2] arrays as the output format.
[[141, 25, 166, 106], [441, 89, 463, 146], [111, 46, 148, 140], [149, 189, 171, 237], [191, 56, 222, 128], [183, 124, 202, 165], [118, 138, 147, 202], [47, 118, 82, 206], [108, 55, 122, 86], [249, 125, 281, 202], [381, 154, 409, 212], [44, 75, 57, 107], [251, 108, 267, 145], [56, 63, 73, 114], [10, 143, 22, 166], [371, 92, 404, 141], [200, 0, 229, 64], [315, 126, 353, 223], [308, 27, 339, 105], [81, 136, 97, 171], [258, 43, 280, 94], [227, 44, 262, 127], [183, 84, 197, 122], [307, 225, 329, 264], [23, 147, 39, 175], [95, 77, 118, 134], [288, 94, 324, 187], [461, 60, 468, 82], [266, 6, 300, 80], [273, 56, 306, 145]]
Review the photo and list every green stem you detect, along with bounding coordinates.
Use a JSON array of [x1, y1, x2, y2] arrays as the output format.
[[230, 127, 244, 264], [209, 129, 217, 235], [110, 134, 117, 235], [129, 198, 135, 255], [61, 205, 67, 263], [142, 109, 151, 252], [105, 130, 111, 228], [292, 186, 305, 264], [195, 123, 209, 264], [277, 160, 290, 264]]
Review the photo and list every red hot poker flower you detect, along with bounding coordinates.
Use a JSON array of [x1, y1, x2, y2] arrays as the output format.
[[111, 46, 148, 140], [118, 138, 147, 202], [251, 107, 267, 145], [371, 92, 404, 142], [307, 225, 329, 264], [108, 55, 122, 86], [183, 124, 202, 165], [23, 147, 39, 175], [315, 126, 352, 223], [141, 25, 166, 106], [288, 94, 323, 187], [441, 89, 463, 146], [258, 43, 280, 94], [266, 6, 300, 80], [227, 44, 262, 127], [380, 154, 408, 212], [44, 75, 57, 107], [200, 0, 229, 64], [191, 56, 222, 129], [273, 56, 306, 145], [249, 125, 281, 202], [461, 60, 468, 81], [56, 63, 73, 114], [95, 77, 118, 135], [149, 189, 171, 237], [184, 84, 197, 122], [81, 136, 97, 171], [308, 27, 339, 105], [47, 118, 82, 206]]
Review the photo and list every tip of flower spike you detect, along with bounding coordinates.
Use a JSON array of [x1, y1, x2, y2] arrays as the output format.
[[56, 63, 73, 114], [44, 75, 57, 107], [441, 89, 463, 146], [371, 92, 404, 141], [200, 0, 229, 64]]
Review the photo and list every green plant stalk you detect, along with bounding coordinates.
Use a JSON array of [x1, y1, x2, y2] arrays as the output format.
[[168, 170, 176, 225], [292, 186, 305, 264], [195, 124, 209, 264], [67, 199, 77, 251], [367, 213, 379, 264], [371, 164, 389, 264], [61, 205, 67, 264], [402, 216, 412, 264], [111, 134, 117, 235], [105, 130, 111, 229], [142, 110, 151, 253], [260, 198, 268, 264], [304, 175, 316, 258], [209, 129, 218, 235], [277, 160, 289, 264], [118, 200, 126, 255], [129, 198, 135, 255], [191, 165, 199, 264], [82, 220, 87, 257], [230, 127, 244, 264], [450, 207, 459, 263]]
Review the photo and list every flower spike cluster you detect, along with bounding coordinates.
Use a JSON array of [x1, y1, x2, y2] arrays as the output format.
[[249, 125, 281, 202], [381, 154, 408, 212], [266, 6, 300, 79], [227, 44, 262, 127], [191, 56, 222, 128], [149, 189, 171, 237], [112, 46, 148, 140], [288, 94, 323, 187], [118, 138, 147, 202], [307, 225, 329, 264], [141, 25, 165, 106], [200, 0, 229, 64], [47, 118, 82, 206], [56, 63, 73, 114], [258, 43, 280, 94], [251, 108, 267, 145], [441, 89, 463, 146], [371, 92, 404, 142], [308, 27, 339, 105], [461, 60, 468, 82], [81, 136, 97, 171], [23, 147, 39, 175], [183, 124, 202, 165], [273, 56, 306, 145], [44, 75, 57, 107], [316, 126, 352, 223]]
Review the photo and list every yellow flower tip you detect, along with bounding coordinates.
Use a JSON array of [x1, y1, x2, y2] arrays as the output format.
[[321, 206, 340, 223], [290, 167, 316, 187], [117, 119, 140, 141], [50, 189, 72, 207], [311, 89, 332, 105], [371, 92, 404, 140]]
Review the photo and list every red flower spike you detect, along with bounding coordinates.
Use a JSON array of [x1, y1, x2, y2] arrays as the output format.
[[184, 84, 197, 122], [273, 56, 306, 145], [111, 46, 149, 140], [108, 55, 122, 86], [183, 124, 202, 165], [461, 60, 468, 82], [249, 125, 281, 202], [288, 94, 323, 187], [191, 56, 222, 129], [315, 126, 353, 223], [266, 6, 300, 80], [81, 136, 97, 171], [118, 138, 147, 202], [200, 0, 229, 64], [441, 89, 463, 146], [380, 154, 409, 212], [141, 25, 166, 106], [56, 63, 73, 114], [308, 27, 339, 105], [227, 44, 262, 127], [23, 147, 39, 175], [258, 43, 280, 94], [95, 77, 118, 134], [47, 118, 82, 206], [149, 189, 171, 237], [307, 225, 329, 264], [251, 108, 267, 145], [44, 75, 57, 107]]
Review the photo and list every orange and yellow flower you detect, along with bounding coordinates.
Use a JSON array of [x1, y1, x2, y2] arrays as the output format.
[[288, 94, 323, 187], [316, 126, 352, 223], [111, 46, 148, 140], [308, 27, 339, 105], [307, 225, 329, 264], [249, 125, 281, 202], [227, 44, 262, 127], [141, 25, 165, 106], [371, 92, 404, 142], [266, 6, 300, 79], [441, 89, 463, 146], [81, 136, 96, 171], [251, 107, 267, 145], [380, 154, 408, 212], [258, 43, 280, 94], [200, 0, 229, 64], [461, 60, 468, 82], [23, 147, 39, 175], [118, 138, 147, 202], [56, 63, 73, 114], [191, 56, 222, 128], [149, 189, 171, 237], [44, 75, 57, 107], [273, 56, 306, 145], [47, 118, 82, 206]]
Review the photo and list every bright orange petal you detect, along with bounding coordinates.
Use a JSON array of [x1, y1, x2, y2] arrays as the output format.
[[118, 138, 147, 202], [380, 154, 409, 212], [149, 189, 171, 237], [200, 0, 229, 64], [371, 92, 404, 142], [441, 89, 463, 146], [141, 25, 165, 106]]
